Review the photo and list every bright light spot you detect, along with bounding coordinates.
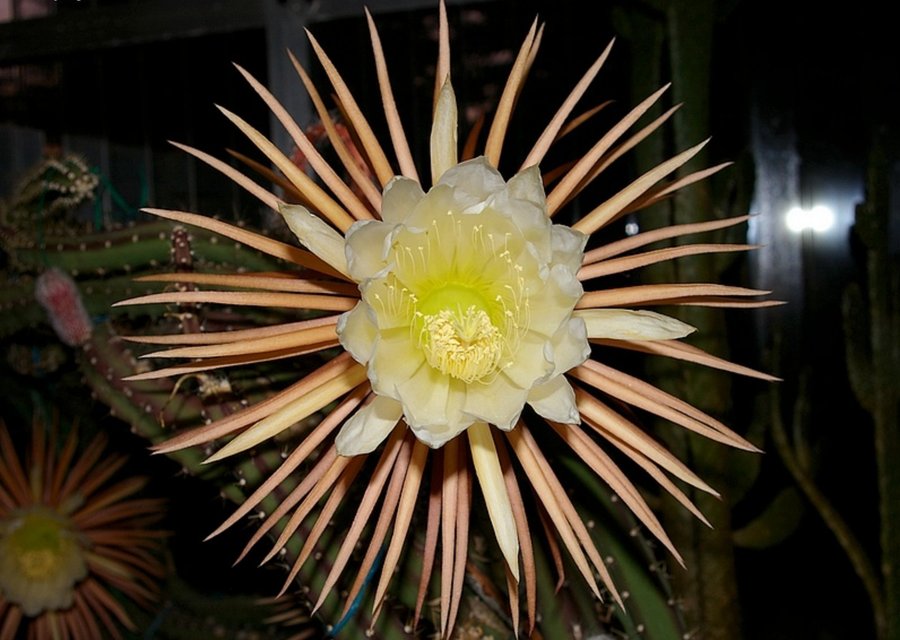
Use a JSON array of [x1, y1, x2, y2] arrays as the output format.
[[624, 221, 639, 236], [785, 205, 835, 233]]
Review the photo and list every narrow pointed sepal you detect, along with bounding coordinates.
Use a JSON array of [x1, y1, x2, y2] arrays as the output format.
[[575, 309, 696, 340], [431, 78, 458, 185], [278, 203, 350, 278], [467, 422, 520, 582]]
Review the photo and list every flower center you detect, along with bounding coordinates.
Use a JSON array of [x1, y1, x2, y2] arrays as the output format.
[[420, 306, 503, 383], [414, 284, 506, 383], [0, 509, 88, 615], [8, 512, 69, 579]]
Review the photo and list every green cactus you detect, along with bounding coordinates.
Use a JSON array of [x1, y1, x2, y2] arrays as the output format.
[[613, 2, 755, 638], [122, 573, 322, 640], [841, 133, 900, 640]]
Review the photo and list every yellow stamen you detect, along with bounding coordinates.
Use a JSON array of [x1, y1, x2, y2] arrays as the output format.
[[420, 306, 503, 383]]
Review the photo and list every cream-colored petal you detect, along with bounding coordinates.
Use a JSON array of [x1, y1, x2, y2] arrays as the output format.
[[279, 203, 350, 277], [503, 331, 554, 390], [368, 328, 425, 396], [345, 219, 397, 281], [575, 309, 696, 340], [336, 302, 378, 364], [527, 375, 579, 424], [546, 316, 590, 376], [506, 164, 546, 209], [398, 366, 471, 444], [408, 420, 470, 449], [397, 366, 448, 426], [485, 187, 549, 259], [464, 373, 528, 431], [437, 157, 506, 203], [526, 263, 584, 337], [335, 394, 403, 456], [431, 78, 458, 185], [381, 176, 425, 223], [359, 277, 415, 330], [549, 262, 584, 301], [402, 183, 469, 230], [467, 422, 519, 581], [550, 223, 588, 274]]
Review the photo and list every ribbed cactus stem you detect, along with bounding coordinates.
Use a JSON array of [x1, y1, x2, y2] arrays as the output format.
[[849, 135, 900, 640], [10, 220, 284, 274], [843, 283, 875, 412]]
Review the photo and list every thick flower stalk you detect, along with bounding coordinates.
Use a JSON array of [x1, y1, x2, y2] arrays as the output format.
[[118, 3, 777, 636], [0, 421, 164, 640]]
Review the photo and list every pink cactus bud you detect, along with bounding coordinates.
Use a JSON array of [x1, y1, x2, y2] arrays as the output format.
[[35, 268, 92, 346]]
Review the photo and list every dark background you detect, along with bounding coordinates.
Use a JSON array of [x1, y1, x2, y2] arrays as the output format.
[[1, 1, 897, 638]]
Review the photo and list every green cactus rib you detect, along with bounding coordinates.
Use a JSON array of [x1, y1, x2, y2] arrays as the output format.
[[841, 137, 900, 640], [79, 325, 212, 477], [123, 572, 316, 640], [219, 454, 422, 639], [0, 276, 44, 337], [1, 217, 291, 341], [9, 220, 285, 275], [562, 456, 685, 640], [843, 284, 875, 412], [0, 273, 170, 339]]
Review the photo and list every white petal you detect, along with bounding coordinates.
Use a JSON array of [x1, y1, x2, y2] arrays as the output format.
[[359, 278, 414, 330], [528, 374, 579, 424], [381, 176, 425, 223], [398, 367, 471, 447], [575, 309, 697, 340], [336, 302, 377, 364], [463, 373, 528, 431], [335, 394, 403, 456], [437, 157, 506, 202], [408, 420, 471, 449], [279, 203, 349, 277], [467, 422, 519, 581], [550, 223, 588, 273], [503, 330, 554, 390], [402, 183, 463, 230], [368, 329, 425, 396], [487, 187, 550, 258], [430, 78, 458, 184], [527, 263, 584, 337], [345, 219, 397, 281], [549, 261, 584, 300], [546, 316, 590, 376], [506, 164, 546, 209], [397, 365, 448, 426]]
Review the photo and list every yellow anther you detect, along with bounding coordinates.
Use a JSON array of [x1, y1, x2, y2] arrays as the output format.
[[420, 306, 503, 383]]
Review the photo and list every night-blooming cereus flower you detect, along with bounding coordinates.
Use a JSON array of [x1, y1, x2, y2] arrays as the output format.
[[118, 3, 777, 636], [334, 157, 588, 453], [0, 422, 164, 640]]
